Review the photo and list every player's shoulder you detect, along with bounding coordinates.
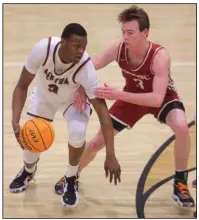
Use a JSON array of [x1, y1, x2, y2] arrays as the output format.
[[76, 51, 95, 75], [34, 37, 60, 48], [33, 38, 48, 50], [154, 47, 170, 62], [109, 40, 122, 51], [152, 47, 170, 71], [50, 37, 61, 46], [150, 41, 169, 59], [74, 51, 96, 83], [151, 41, 163, 47]]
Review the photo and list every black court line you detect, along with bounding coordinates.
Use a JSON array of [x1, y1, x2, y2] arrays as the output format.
[[136, 121, 196, 218]]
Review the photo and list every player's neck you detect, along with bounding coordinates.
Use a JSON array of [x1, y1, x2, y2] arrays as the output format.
[[58, 47, 72, 64], [128, 41, 150, 58]]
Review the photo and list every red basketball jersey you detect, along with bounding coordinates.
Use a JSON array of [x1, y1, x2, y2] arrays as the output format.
[[117, 41, 177, 94]]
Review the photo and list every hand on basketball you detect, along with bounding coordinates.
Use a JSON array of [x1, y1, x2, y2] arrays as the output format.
[[12, 122, 23, 148], [104, 155, 121, 185], [95, 83, 120, 100], [73, 85, 87, 112]]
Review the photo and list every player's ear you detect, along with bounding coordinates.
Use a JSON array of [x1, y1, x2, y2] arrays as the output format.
[[143, 29, 149, 38], [61, 38, 67, 46]]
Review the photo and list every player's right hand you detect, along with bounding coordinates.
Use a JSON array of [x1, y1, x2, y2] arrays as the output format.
[[12, 122, 22, 148], [73, 86, 87, 112]]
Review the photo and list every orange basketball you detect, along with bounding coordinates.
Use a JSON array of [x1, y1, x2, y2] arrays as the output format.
[[19, 118, 55, 153]]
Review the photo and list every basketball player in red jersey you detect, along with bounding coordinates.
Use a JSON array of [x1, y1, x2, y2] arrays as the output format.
[[55, 5, 195, 207]]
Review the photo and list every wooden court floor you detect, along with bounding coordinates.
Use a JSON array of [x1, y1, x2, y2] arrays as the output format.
[[3, 4, 196, 218]]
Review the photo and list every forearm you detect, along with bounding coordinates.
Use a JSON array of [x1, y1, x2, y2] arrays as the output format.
[[96, 103, 115, 156], [12, 86, 28, 124], [92, 57, 108, 70], [118, 91, 163, 107], [99, 112, 115, 156], [90, 98, 116, 156]]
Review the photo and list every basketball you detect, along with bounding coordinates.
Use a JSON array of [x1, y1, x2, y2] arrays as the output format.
[[19, 118, 55, 153]]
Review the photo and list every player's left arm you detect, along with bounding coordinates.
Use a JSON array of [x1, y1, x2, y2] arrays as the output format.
[[76, 61, 121, 184], [95, 48, 170, 108], [150, 48, 170, 106], [76, 60, 116, 156]]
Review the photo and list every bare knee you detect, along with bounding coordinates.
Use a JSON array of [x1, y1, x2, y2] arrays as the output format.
[[86, 128, 119, 152], [166, 109, 189, 138], [86, 138, 105, 153], [87, 131, 105, 152], [170, 122, 189, 137]]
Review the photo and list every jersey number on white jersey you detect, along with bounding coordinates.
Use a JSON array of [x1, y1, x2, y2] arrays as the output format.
[[48, 84, 59, 94]]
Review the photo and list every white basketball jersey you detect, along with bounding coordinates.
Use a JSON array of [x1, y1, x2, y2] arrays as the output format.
[[26, 37, 98, 107]]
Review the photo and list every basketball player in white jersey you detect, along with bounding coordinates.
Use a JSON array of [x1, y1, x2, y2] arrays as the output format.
[[10, 23, 121, 208]]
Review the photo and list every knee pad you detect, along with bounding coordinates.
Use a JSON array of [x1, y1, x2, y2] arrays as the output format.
[[65, 106, 89, 148], [69, 139, 85, 148], [23, 150, 40, 164], [68, 121, 87, 148]]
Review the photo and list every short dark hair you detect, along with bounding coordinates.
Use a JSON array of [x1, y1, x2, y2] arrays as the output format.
[[118, 5, 150, 31], [61, 23, 87, 39]]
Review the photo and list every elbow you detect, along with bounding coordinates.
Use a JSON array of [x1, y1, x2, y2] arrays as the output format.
[[92, 59, 100, 70], [94, 63, 102, 70], [13, 85, 28, 97]]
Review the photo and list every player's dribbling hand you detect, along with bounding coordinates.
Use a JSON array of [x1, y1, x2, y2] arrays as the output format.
[[104, 155, 121, 185], [73, 86, 87, 112], [12, 122, 23, 148]]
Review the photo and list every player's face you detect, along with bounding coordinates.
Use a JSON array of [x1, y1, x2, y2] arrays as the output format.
[[121, 20, 148, 48], [61, 35, 87, 63]]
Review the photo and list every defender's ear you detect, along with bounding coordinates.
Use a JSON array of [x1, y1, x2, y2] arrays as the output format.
[[143, 28, 149, 38]]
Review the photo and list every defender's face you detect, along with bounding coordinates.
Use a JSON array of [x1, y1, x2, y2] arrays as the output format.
[[61, 35, 87, 63], [121, 20, 148, 48]]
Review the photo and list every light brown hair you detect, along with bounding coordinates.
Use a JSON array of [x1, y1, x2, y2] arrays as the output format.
[[118, 5, 150, 31]]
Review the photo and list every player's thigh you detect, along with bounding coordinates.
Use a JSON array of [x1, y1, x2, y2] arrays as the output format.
[[62, 103, 91, 123], [153, 97, 185, 124], [89, 128, 119, 150], [26, 89, 57, 121], [109, 100, 148, 130], [152, 92, 187, 134]]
